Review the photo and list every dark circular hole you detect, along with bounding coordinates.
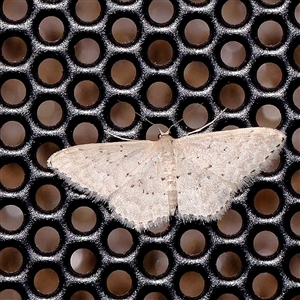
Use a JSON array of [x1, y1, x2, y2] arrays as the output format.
[[0, 247, 23, 274], [217, 210, 243, 236], [111, 17, 138, 44], [72, 122, 99, 145], [216, 251, 243, 278], [107, 228, 133, 255], [143, 250, 169, 276], [74, 38, 101, 65], [183, 61, 209, 88], [220, 41, 246, 68], [36, 142, 61, 169], [33, 268, 60, 296], [179, 271, 205, 297], [71, 206, 97, 233], [34, 226, 61, 253], [110, 59, 137, 87], [75, 0, 102, 24], [70, 248, 97, 275], [73, 80, 100, 107], [0, 205, 24, 231], [1, 36, 28, 64], [184, 19, 210, 46], [106, 270, 133, 297], [147, 39, 174, 67], [1, 78, 27, 106], [180, 229, 206, 256], [110, 102, 136, 128], [38, 16, 65, 44], [0, 121, 26, 148], [37, 100, 63, 127], [0, 163, 25, 190]]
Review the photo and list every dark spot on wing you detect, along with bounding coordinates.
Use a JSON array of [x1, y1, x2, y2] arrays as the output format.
[[131, 184, 135, 188], [161, 177, 166, 181], [176, 175, 180, 179], [188, 172, 191, 175]]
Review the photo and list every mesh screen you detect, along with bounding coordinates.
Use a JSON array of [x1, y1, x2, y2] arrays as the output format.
[[0, 0, 300, 299]]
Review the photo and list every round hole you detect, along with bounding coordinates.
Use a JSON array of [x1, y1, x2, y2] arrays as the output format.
[[183, 61, 209, 88], [217, 210, 243, 236], [0, 289, 22, 300], [0, 121, 26, 148], [72, 122, 99, 145], [1, 78, 27, 106], [73, 80, 100, 107], [216, 251, 242, 278], [36, 142, 60, 169], [220, 41, 246, 68], [257, 20, 284, 48], [253, 189, 280, 216], [143, 250, 169, 276], [256, 62, 283, 90], [110, 102, 136, 128], [180, 229, 206, 256], [2, 0, 28, 22], [255, 104, 282, 128], [37, 100, 63, 127], [295, 4, 300, 25], [110, 59, 137, 87], [179, 271, 205, 297], [70, 248, 97, 275], [252, 272, 278, 299], [290, 211, 300, 236], [37, 58, 64, 86], [75, 0, 102, 24], [182, 103, 208, 130], [111, 18, 138, 44], [146, 81, 173, 108], [291, 169, 300, 194], [0, 205, 24, 231], [74, 38, 101, 65], [35, 184, 61, 212], [107, 228, 133, 255], [0, 247, 23, 274], [71, 206, 97, 233], [292, 128, 300, 153], [148, 222, 170, 234], [146, 124, 169, 141], [144, 292, 167, 300], [221, 0, 247, 26], [293, 45, 300, 68], [222, 125, 240, 131], [106, 270, 132, 297], [147, 39, 173, 67], [219, 83, 245, 109], [253, 231, 279, 257], [184, 19, 210, 46], [148, 0, 174, 25], [289, 253, 300, 279], [38, 16, 65, 44], [33, 268, 60, 296], [70, 290, 94, 300], [34, 226, 61, 253], [0, 163, 25, 190], [1, 36, 27, 64]]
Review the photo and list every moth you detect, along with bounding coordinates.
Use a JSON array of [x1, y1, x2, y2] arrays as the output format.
[[48, 127, 285, 231]]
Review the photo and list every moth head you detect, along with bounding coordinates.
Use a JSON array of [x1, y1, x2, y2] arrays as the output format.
[[158, 127, 171, 139]]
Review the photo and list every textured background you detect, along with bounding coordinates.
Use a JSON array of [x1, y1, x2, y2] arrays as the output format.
[[0, 0, 300, 299]]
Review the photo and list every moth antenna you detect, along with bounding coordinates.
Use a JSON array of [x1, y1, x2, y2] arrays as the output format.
[[105, 130, 133, 141], [187, 108, 227, 136]]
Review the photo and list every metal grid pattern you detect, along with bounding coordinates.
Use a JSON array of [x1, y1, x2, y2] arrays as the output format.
[[0, 0, 300, 299]]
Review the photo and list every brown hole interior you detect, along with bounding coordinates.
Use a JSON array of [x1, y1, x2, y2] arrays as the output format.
[[256, 62, 283, 90], [216, 251, 242, 278], [35, 184, 61, 212], [72, 122, 99, 145], [292, 127, 300, 153], [106, 270, 133, 297], [289, 253, 300, 279], [217, 294, 239, 300], [36, 142, 60, 169], [221, 0, 247, 26], [0, 121, 26, 148], [107, 228, 133, 255], [0, 205, 24, 231], [0, 247, 23, 274], [252, 272, 278, 299], [255, 104, 282, 128], [37, 100, 63, 127], [112, 17, 138, 44], [71, 206, 97, 233], [33, 268, 60, 295], [257, 20, 284, 48], [0, 163, 25, 190], [110, 59, 137, 87], [182, 103, 208, 130], [70, 290, 94, 300], [34, 226, 61, 253], [0, 289, 22, 300], [220, 41, 246, 68], [219, 83, 245, 110], [37, 58, 64, 86], [70, 248, 97, 275], [253, 189, 280, 216], [293, 86, 300, 110], [146, 81, 173, 108], [110, 102, 136, 128], [293, 45, 300, 68], [74, 80, 100, 107], [75, 0, 102, 24], [74, 38, 101, 65], [179, 271, 205, 297], [0, 78, 27, 106], [183, 61, 209, 88], [143, 250, 169, 276], [291, 169, 300, 195], [148, 0, 174, 24], [2, 36, 27, 64], [146, 124, 169, 141], [144, 292, 167, 300], [253, 230, 279, 257], [184, 19, 210, 46], [290, 211, 300, 236], [147, 39, 173, 67], [180, 229, 206, 256], [217, 209, 243, 236], [38, 16, 65, 44], [2, 0, 28, 22]]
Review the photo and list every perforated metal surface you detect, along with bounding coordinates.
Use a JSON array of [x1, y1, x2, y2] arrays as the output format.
[[0, 0, 300, 299]]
